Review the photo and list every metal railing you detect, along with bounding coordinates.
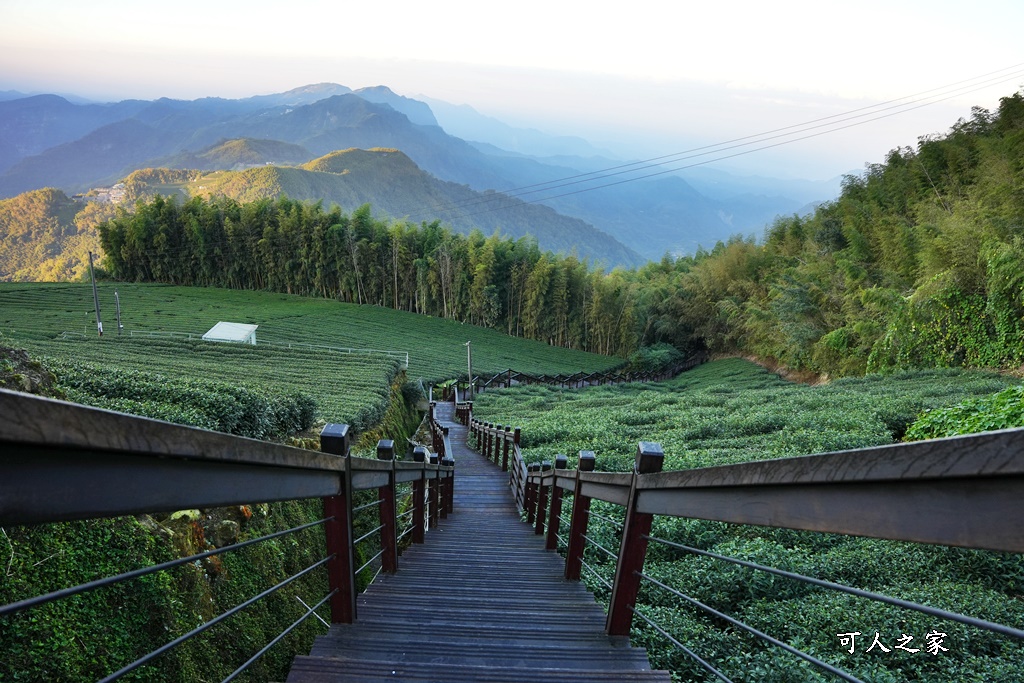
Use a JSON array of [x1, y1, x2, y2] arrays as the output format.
[[0, 388, 454, 681], [459, 400, 1024, 680]]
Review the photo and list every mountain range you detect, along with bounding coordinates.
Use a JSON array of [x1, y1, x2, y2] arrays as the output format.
[[0, 83, 842, 264]]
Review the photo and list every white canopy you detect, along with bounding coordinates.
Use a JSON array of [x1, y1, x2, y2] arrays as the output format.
[[202, 322, 258, 345]]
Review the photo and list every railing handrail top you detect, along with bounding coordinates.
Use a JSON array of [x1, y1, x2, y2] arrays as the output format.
[[1, 388, 346, 472], [637, 426, 1024, 491], [2, 388, 450, 475], [519, 425, 1024, 495]]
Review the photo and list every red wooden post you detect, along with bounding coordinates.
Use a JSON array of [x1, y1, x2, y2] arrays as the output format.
[[438, 443, 450, 519], [565, 450, 596, 581], [320, 423, 356, 623], [525, 463, 540, 525], [411, 445, 427, 544], [606, 442, 665, 636], [442, 455, 455, 514], [545, 455, 568, 550], [502, 426, 511, 471], [534, 461, 552, 535], [377, 440, 399, 574], [428, 453, 440, 528]]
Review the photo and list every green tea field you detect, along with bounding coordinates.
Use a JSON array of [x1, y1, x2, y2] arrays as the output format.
[[0, 282, 620, 381], [472, 359, 1024, 682]]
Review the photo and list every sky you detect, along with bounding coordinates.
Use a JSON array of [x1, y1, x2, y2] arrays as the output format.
[[2, 0, 1023, 179]]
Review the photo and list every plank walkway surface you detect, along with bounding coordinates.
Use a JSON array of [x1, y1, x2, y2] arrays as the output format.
[[287, 401, 671, 682]]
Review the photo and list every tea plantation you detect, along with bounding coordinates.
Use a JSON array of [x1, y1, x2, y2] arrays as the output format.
[[472, 359, 1024, 682]]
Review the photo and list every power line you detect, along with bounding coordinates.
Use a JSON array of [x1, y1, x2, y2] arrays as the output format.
[[406, 65, 1024, 221], [447, 71, 1024, 218]]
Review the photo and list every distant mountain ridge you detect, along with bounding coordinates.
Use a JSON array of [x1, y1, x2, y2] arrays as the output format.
[[0, 83, 838, 260]]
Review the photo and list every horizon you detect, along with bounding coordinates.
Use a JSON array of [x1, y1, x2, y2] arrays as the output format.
[[2, 0, 1023, 180]]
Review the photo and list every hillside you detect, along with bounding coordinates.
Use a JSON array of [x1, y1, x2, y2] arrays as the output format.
[[177, 148, 642, 265], [0, 187, 113, 281], [631, 90, 1024, 376], [0, 282, 622, 383], [149, 137, 313, 170]]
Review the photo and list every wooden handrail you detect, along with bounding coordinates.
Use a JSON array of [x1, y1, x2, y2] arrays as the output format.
[[527, 427, 1024, 553], [462, 397, 1024, 645], [1, 387, 455, 630]]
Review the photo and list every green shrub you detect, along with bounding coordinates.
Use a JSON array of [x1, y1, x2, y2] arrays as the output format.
[[905, 385, 1024, 440]]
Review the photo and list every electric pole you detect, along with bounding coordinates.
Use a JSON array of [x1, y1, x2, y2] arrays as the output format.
[[114, 289, 123, 336], [89, 251, 103, 337], [465, 340, 473, 401]]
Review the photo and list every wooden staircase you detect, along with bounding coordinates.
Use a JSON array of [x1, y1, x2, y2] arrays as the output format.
[[287, 402, 670, 682]]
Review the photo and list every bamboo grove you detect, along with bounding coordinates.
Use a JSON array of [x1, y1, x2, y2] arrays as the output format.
[[99, 91, 1024, 376], [98, 201, 642, 357]]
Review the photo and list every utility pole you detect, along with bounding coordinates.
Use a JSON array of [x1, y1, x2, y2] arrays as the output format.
[[465, 341, 473, 400], [114, 289, 123, 336], [88, 251, 103, 337]]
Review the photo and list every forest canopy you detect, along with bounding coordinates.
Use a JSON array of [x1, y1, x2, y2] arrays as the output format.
[[97, 91, 1024, 376]]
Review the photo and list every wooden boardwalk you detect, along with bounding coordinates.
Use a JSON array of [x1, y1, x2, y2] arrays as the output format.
[[287, 402, 671, 682]]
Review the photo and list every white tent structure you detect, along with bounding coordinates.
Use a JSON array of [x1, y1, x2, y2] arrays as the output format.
[[202, 322, 258, 345]]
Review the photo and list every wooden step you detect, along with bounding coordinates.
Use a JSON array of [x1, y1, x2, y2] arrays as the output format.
[[286, 401, 671, 682]]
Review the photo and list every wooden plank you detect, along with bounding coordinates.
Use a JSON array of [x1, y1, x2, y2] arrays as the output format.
[[637, 475, 1024, 553], [577, 472, 631, 506]]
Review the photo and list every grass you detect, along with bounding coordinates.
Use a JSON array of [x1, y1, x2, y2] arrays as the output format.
[[0, 282, 620, 384]]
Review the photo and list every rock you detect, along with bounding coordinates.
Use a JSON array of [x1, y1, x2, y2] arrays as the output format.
[[207, 520, 240, 548]]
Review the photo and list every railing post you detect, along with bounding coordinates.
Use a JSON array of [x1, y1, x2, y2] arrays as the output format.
[[442, 455, 455, 514], [412, 445, 427, 544], [485, 423, 494, 461], [321, 423, 356, 623], [377, 439, 399, 574], [428, 453, 440, 528], [534, 461, 552, 535], [565, 450, 596, 581], [546, 454, 567, 550], [525, 463, 540, 525], [502, 426, 511, 471], [606, 442, 665, 637]]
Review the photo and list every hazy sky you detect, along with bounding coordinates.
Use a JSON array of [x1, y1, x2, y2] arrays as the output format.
[[2, 0, 1022, 179]]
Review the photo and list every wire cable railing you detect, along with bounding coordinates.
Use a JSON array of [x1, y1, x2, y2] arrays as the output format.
[[0, 389, 456, 682], [636, 571, 867, 683], [0, 517, 330, 618], [221, 589, 338, 683], [629, 606, 735, 683], [97, 556, 334, 683], [645, 535, 1024, 641]]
